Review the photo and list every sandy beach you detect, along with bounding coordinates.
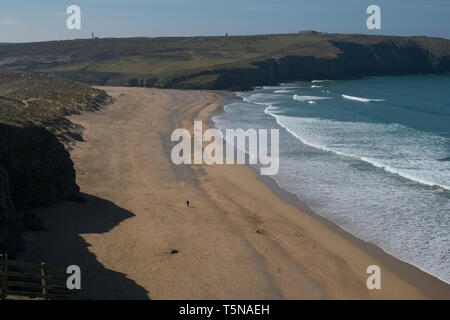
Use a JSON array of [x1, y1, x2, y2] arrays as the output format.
[[19, 87, 450, 299]]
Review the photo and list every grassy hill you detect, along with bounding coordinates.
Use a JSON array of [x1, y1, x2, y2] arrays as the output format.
[[0, 33, 449, 89], [0, 71, 110, 143]]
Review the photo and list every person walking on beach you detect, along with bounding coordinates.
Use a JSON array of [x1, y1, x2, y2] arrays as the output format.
[[186, 200, 190, 207]]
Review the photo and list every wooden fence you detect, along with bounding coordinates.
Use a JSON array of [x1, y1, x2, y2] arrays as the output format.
[[0, 254, 69, 300]]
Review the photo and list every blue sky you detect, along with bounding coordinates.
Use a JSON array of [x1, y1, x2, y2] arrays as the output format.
[[0, 0, 449, 42]]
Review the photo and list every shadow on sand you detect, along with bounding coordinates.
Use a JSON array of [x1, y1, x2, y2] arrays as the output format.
[[18, 193, 150, 300]]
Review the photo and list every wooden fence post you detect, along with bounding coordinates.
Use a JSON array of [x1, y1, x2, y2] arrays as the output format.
[[0, 254, 8, 299], [41, 262, 48, 300]]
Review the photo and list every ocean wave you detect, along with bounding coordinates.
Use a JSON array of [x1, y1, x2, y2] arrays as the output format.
[[312, 80, 328, 83], [359, 156, 450, 190], [293, 95, 332, 101], [264, 108, 334, 153], [240, 92, 291, 108], [311, 85, 322, 88], [218, 93, 450, 284], [342, 94, 385, 102], [225, 78, 450, 284], [263, 111, 450, 191], [274, 89, 294, 93], [262, 85, 297, 90], [265, 105, 279, 111]]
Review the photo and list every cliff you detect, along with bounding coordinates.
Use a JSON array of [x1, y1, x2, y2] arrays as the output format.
[[136, 38, 450, 90], [0, 124, 79, 257], [0, 124, 79, 210], [0, 72, 110, 257], [0, 159, 21, 256]]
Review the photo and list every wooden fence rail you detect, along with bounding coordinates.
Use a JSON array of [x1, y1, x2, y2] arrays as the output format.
[[0, 254, 69, 300]]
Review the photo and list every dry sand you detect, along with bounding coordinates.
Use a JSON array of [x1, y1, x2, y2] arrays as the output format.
[[20, 87, 450, 299]]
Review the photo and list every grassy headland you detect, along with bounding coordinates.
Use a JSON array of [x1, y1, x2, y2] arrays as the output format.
[[0, 72, 110, 144], [0, 33, 449, 90]]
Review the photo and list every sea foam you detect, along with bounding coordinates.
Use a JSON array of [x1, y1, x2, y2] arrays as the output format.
[[216, 79, 450, 284], [342, 94, 385, 102], [293, 95, 332, 101]]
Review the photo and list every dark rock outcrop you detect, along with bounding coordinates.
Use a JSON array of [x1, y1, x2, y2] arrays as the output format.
[[0, 123, 79, 257], [0, 124, 79, 209], [0, 160, 22, 257]]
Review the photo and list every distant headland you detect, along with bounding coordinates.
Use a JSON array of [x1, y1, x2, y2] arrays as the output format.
[[0, 32, 449, 91]]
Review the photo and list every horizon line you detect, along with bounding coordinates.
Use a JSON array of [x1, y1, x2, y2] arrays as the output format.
[[2, 31, 449, 45]]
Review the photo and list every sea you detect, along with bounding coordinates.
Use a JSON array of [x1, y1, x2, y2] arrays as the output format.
[[212, 74, 450, 283]]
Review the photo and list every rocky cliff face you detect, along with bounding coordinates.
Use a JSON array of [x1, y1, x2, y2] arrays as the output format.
[[0, 124, 79, 209], [106, 39, 449, 91], [147, 40, 448, 90], [0, 123, 79, 257], [0, 160, 22, 257], [0, 72, 110, 258]]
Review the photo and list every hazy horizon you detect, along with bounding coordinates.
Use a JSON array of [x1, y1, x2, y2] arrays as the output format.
[[1, 0, 449, 43]]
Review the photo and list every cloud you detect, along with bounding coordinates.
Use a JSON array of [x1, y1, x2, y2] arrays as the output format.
[[0, 18, 18, 25]]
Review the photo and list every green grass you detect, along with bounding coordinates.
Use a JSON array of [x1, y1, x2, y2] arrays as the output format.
[[0, 72, 110, 143], [41, 61, 93, 72], [37, 34, 326, 75], [0, 34, 340, 76], [180, 73, 221, 86]]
